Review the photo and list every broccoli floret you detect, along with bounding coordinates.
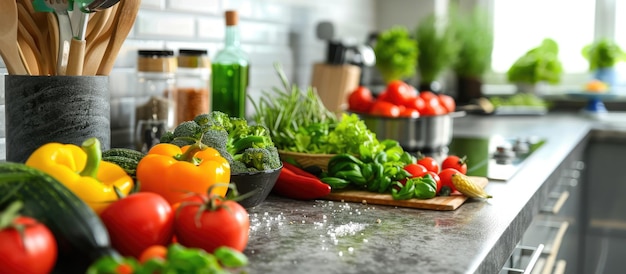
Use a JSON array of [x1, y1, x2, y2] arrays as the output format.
[[230, 160, 251, 174], [228, 117, 249, 137], [236, 147, 282, 172], [172, 121, 203, 140], [201, 128, 229, 151], [209, 111, 232, 129], [160, 131, 175, 143]]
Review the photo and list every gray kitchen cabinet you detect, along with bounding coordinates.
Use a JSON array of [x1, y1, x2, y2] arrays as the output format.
[[581, 130, 626, 274]]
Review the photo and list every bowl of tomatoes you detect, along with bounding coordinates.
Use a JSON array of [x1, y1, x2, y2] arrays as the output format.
[[347, 81, 465, 152]]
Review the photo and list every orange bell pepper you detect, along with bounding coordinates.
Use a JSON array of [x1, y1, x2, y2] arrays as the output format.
[[136, 142, 231, 205]]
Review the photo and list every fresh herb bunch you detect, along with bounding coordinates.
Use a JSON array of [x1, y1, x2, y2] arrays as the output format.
[[160, 111, 282, 174], [452, 7, 494, 78], [251, 64, 387, 157], [582, 39, 626, 71], [373, 26, 419, 83], [507, 38, 563, 84], [415, 13, 460, 84]]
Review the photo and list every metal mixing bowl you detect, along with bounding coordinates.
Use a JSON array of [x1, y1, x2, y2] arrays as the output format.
[[356, 111, 465, 152]]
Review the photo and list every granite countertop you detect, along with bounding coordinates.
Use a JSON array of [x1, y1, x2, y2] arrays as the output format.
[[243, 113, 597, 274]]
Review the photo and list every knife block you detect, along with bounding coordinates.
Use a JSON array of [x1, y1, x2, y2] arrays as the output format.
[[311, 63, 361, 114]]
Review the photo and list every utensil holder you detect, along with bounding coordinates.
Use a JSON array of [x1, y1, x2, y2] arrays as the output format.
[[311, 63, 361, 114], [4, 75, 110, 163]]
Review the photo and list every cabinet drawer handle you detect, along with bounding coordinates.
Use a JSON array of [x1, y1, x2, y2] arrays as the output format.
[[501, 244, 545, 273], [541, 191, 569, 214]]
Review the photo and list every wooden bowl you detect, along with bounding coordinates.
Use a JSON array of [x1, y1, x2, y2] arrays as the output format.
[[278, 150, 335, 171]]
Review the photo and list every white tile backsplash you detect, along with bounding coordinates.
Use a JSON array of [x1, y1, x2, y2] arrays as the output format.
[[0, 0, 378, 151]]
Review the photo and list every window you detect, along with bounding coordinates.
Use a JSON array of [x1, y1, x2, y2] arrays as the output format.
[[484, 0, 620, 91]]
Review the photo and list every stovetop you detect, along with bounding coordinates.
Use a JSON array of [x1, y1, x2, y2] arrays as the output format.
[[422, 135, 546, 181]]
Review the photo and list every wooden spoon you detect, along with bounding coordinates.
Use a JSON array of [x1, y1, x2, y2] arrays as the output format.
[[0, 0, 29, 75], [83, 4, 117, 76], [97, 0, 140, 75]]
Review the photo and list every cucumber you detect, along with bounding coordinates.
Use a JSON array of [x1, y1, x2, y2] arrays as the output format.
[[102, 148, 146, 163], [102, 148, 146, 180], [0, 162, 120, 273]]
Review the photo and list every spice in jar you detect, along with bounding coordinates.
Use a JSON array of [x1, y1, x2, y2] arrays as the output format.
[[176, 49, 211, 124]]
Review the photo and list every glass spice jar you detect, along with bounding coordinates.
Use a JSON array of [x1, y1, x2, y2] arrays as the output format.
[[176, 49, 211, 124], [134, 49, 177, 152]]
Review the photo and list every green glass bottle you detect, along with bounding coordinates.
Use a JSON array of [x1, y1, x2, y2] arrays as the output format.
[[211, 10, 249, 118]]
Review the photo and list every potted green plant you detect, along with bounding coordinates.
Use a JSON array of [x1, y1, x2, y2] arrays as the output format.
[[373, 26, 419, 84], [507, 38, 563, 93], [452, 7, 494, 104], [415, 13, 460, 92], [582, 39, 626, 87]]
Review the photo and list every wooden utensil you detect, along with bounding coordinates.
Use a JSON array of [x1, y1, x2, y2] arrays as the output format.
[[97, 0, 140, 75], [83, 4, 117, 76], [0, 0, 29, 75]]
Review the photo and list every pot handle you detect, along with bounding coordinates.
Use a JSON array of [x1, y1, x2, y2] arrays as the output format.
[[449, 111, 467, 118]]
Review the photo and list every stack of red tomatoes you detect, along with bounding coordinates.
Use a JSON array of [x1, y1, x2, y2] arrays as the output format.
[[347, 80, 456, 118]]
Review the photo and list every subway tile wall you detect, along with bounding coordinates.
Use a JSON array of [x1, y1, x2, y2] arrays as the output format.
[[0, 0, 377, 159]]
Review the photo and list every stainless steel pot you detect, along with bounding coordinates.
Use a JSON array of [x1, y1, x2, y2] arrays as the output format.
[[357, 111, 465, 152]]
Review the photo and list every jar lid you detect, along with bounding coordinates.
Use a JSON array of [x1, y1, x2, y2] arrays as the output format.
[[138, 50, 175, 57], [178, 49, 210, 68], [179, 49, 208, 56], [137, 49, 177, 73]]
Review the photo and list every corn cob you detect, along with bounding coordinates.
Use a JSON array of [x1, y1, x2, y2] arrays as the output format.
[[451, 173, 493, 199]]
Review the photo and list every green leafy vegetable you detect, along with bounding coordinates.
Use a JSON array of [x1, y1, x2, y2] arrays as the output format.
[[507, 38, 563, 84], [415, 13, 460, 84], [452, 7, 494, 78], [582, 39, 626, 70], [373, 26, 419, 83]]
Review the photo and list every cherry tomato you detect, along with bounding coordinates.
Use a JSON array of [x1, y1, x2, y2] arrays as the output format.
[[417, 155, 440, 173], [421, 104, 447, 116], [100, 192, 175, 258], [438, 168, 460, 194], [348, 86, 375, 113], [370, 100, 401, 117], [377, 91, 392, 102], [438, 94, 456, 113], [386, 80, 418, 106], [139, 245, 168, 264], [442, 155, 468, 174], [420, 91, 446, 116], [403, 96, 426, 114], [0, 216, 57, 274], [404, 163, 428, 178], [424, 171, 442, 194], [399, 107, 420, 118], [419, 91, 438, 103], [175, 194, 250, 253]]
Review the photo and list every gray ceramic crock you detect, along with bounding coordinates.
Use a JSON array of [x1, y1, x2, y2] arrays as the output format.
[[4, 75, 110, 163]]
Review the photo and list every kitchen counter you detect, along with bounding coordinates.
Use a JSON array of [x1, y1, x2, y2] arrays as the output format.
[[243, 113, 599, 274]]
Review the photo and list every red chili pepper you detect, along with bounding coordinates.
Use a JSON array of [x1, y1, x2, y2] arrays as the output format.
[[272, 166, 331, 200], [282, 161, 318, 179]]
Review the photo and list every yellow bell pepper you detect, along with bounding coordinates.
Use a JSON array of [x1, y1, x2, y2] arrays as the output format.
[[136, 141, 231, 205], [25, 137, 134, 214]]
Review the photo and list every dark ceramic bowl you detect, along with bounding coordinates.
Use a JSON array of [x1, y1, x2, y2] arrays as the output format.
[[230, 165, 282, 208]]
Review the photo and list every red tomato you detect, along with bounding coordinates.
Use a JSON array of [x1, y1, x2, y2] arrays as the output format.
[[348, 86, 375, 113], [0, 216, 57, 274], [441, 155, 468, 174], [438, 168, 459, 194], [175, 194, 250, 253], [438, 94, 456, 113], [403, 96, 426, 114], [399, 107, 420, 118], [417, 155, 440, 173], [386, 80, 418, 106], [370, 101, 401, 117], [419, 91, 446, 116], [421, 104, 447, 116], [404, 163, 428, 178], [419, 91, 438, 102], [377, 91, 392, 102], [139, 245, 168, 263], [424, 171, 442, 193], [100, 192, 175, 258]]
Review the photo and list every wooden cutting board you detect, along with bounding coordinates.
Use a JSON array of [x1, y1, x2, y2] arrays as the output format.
[[323, 176, 488, 211]]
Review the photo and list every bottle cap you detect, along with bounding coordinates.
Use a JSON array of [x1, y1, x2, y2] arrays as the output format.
[[225, 10, 238, 26]]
